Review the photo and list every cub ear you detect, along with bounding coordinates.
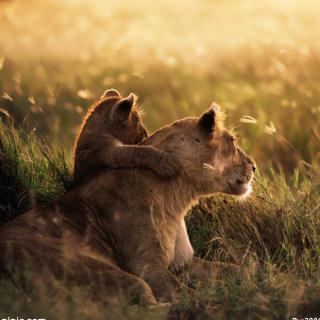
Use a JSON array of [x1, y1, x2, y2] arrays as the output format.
[[110, 93, 135, 122], [198, 106, 216, 133], [101, 88, 121, 99]]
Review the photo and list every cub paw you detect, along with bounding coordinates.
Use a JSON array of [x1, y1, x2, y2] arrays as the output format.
[[156, 154, 180, 178]]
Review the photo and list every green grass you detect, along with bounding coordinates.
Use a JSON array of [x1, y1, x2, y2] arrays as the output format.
[[0, 121, 72, 224], [1, 0, 320, 318]]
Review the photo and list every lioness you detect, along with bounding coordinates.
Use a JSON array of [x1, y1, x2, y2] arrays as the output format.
[[0, 102, 255, 305], [73, 89, 179, 184]]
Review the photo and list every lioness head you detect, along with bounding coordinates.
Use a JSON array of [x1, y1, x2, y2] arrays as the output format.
[[96, 89, 148, 144], [145, 102, 255, 198]]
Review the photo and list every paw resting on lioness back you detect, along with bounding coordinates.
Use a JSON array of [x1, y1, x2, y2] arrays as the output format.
[[153, 152, 181, 178]]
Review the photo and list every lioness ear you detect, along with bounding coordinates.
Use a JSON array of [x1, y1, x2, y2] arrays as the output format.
[[101, 88, 121, 99], [198, 106, 216, 133], [110, 93, 135, 122]]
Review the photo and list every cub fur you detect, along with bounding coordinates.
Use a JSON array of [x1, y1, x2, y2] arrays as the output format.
[[73, 89, 179, 184]]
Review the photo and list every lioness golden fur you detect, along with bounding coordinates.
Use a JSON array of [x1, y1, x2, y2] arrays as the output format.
[[0, 102, 255, 305]]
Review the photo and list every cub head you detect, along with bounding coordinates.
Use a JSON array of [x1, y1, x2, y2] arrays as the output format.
[[146, 102, 255, 198], [96, 89, 148, 144]]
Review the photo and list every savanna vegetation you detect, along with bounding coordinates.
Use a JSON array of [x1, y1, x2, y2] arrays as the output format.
[[0, 0, 319, 319]]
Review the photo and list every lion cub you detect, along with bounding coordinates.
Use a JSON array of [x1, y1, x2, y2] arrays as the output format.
[[73, 89, 179, 184]]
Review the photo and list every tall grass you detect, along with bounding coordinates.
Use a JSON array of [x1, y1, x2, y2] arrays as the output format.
[[0, 120, 72, 224]]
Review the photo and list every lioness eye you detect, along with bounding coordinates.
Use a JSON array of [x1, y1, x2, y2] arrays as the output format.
[[193, 138, 201, 143]]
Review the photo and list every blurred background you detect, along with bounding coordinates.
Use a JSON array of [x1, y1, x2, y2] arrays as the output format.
[[0, 0, 319, 172]]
